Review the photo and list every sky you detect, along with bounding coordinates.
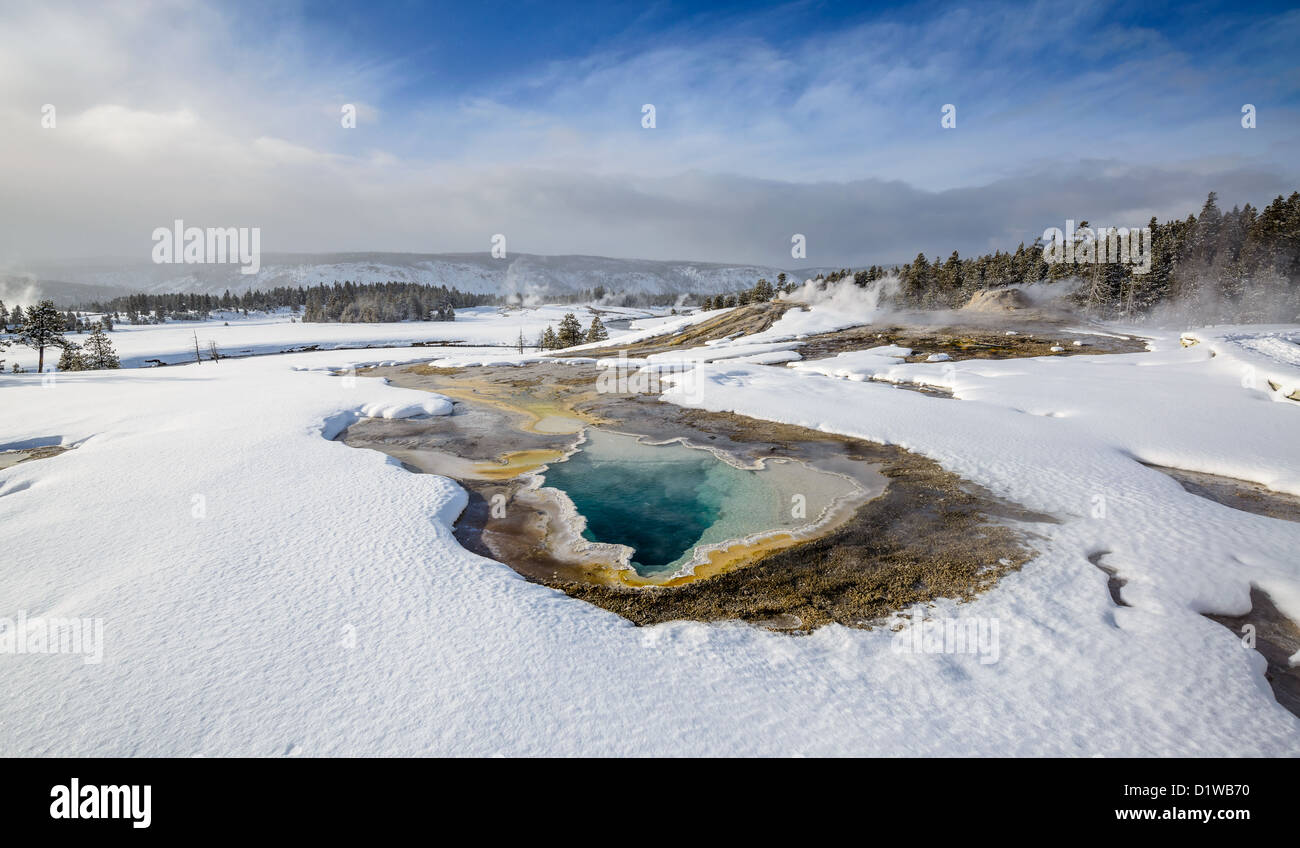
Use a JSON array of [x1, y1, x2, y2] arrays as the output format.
[[1, 0, 1298, 270]]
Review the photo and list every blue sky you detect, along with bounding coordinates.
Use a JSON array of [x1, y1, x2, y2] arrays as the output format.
[[1, 0, 1297, 266]]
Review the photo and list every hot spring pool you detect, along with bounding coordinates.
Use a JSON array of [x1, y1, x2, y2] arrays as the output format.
[[539, 429, 863, 578]]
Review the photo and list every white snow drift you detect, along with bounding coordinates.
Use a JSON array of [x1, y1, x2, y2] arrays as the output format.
[[1, 307, 1298, 756]]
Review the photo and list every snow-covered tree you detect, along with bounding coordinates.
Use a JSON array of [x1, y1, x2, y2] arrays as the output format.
[[556, 313, 585, 348], [57, 342, 87, 372], [83, 324, 121, 369], [18, 300, 68, 373]]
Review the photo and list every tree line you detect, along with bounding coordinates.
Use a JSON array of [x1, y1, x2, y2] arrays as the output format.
[[68, 282, 501, 324], [0, 300, 119, 373], [535, 313, 610, 350], [698, 273, 800, 310], [887, 190, 1300, 321], [692, 191, 1299, 323]]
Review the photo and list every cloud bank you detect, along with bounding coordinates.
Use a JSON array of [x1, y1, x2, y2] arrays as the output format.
[[1, 0, 1297, 269]]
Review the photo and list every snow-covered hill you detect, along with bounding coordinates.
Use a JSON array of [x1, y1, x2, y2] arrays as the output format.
[[11, 253, 832, 302]]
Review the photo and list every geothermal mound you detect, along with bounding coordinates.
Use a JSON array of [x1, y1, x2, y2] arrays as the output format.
[[962, 288, 1031, 312]]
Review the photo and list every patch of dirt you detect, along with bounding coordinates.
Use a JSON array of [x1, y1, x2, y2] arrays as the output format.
[[578, 302, 795, 358], [797, 324, 1147, 363], [1087, 551, 1130, 607], [1144, 464, 1300, 524], [575, 300, 1144, 366], [1207, 588, 1300, 719], [0, 444, 71, 470]]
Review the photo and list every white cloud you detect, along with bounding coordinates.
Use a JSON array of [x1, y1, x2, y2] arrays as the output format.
[[66, 105, 199, 154], [0, 0, 1296, 268]]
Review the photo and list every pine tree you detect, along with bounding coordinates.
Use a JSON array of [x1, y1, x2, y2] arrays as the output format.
[[556, 313, 585, 347], [18, 300, 68, 373], [587, 314, 609, 343], [57, 342, 87, 372], [78, 323, 120, 369], [540, 326, 558, 350]]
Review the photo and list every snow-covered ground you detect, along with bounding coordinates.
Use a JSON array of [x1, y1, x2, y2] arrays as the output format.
[[2, 304, 669, 371], [2, 302, 1299, 756]]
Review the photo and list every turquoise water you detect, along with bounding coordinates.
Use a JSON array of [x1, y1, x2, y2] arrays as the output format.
[[540, 430, 858, 577]]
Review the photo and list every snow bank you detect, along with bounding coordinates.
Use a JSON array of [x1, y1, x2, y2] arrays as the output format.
[[1182, 325, 1300, 403], [360, 394, 454, 419], [3, 321, 1299, 756], [789, 346, 913, 381], [3, 304, 654, 371]]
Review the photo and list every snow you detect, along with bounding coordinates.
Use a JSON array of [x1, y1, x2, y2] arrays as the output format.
[[3, 309, 1299, 756], [645, 340, 804, 365], [2, 305, 656, 371], [789, 346, 914, 382], [359, 394, 454, 419], [1182, 326, 1300, 402]]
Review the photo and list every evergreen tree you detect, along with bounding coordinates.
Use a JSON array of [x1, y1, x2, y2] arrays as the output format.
[[556, 313, 585, 347], [540, 326, 558, 350], [18, 300, 68, 372], [57, 342, 87, 372], [83, 323, 121, 369], [587, 314, 609, 343]]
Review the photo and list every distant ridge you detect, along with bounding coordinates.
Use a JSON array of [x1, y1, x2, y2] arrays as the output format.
[[8, 252, 838, 302]]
